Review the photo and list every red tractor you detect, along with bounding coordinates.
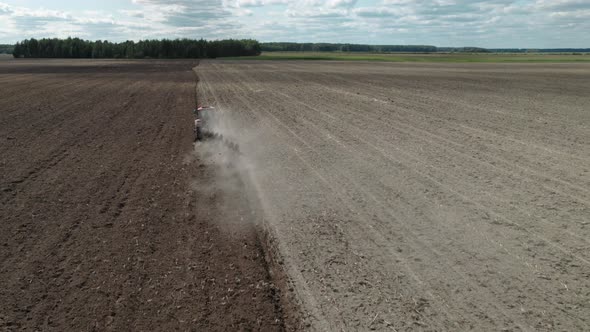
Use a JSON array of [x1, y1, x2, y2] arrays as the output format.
[[193, 105, 214, 141], [193, 105, 240, 152]]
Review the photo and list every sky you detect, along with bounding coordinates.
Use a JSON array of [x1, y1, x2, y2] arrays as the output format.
[[0, 0, 589, 48]]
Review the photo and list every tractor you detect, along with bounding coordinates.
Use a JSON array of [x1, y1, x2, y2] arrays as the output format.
[[193, 105, 240, 153], [193, 105, 214, 141]]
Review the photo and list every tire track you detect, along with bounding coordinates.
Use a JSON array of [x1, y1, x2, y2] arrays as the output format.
[[214, 68, 587, 329], [200, 64, 524, 330], [197, 60, 590, 331]]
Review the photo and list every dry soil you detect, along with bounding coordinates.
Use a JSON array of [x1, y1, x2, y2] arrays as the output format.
[[196, 60, 590, 331]]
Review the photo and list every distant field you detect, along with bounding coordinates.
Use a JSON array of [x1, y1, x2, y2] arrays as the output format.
[[226, 52, 590, 62]]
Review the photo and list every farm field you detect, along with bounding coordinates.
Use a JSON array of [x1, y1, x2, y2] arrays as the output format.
[[230, 52, 590, 63], [0, 60, 287, 331], [197, 60, 590, 331]]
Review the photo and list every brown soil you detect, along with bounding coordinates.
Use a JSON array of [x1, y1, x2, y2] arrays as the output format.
[[197, 60, 590, 331], [3, 57, 589, 331], [0, 60, 288, 331]]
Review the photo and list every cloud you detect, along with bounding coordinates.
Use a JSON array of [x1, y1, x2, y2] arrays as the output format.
[[328, 0, 358, 8], [234, 0, 289, 7], [0, 2, 12, 15], [0, 0, 588, 48], [535, 0, 590, 11], [354, 6, 408, 17]]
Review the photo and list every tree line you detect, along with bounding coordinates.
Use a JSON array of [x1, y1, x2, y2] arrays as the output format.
[[12, 38, 261, 59], [261, 42, 438, 53], [260, 43, 590, 54], [0, 45, 14, 54], [489, 48, 590, 53], [437, 47, 490, 53]]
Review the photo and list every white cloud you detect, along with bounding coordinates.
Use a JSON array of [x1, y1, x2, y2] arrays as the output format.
[[0, 0, 588, 48], [354, 6, 409, 17], [328, 0, 358, 8], [234, 0, 289, 7]]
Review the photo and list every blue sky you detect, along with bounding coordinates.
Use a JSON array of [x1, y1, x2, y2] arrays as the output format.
[[1, 0, 589, 48]]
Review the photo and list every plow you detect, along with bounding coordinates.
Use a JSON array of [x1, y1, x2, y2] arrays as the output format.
[[193, 105, 241, 153]]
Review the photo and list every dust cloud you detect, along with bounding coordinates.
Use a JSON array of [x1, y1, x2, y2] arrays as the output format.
[[189, 106, 272, 235]]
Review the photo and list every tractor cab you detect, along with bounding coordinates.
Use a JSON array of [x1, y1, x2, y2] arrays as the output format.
[[194, 106, 215, 141]]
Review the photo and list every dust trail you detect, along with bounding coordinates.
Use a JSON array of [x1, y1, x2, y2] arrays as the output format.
[[195, 60, 590, 331], [190, 100, 320, 330], [191, 69, 302, 330], [189, 102, 286, 245], [190, 101, 283, 229], [189, 96, 259, 229], [194, 61, 331, 329], [190, 64, 256, 222]]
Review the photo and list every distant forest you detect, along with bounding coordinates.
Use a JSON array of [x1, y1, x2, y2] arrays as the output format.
[[261, 42, 439, 53], [261, 42, 590, 54], [0, 45, 14, 54], [11, 38, 261, 59], [488, 48, 590, 53], [7, 39, 590, 57]]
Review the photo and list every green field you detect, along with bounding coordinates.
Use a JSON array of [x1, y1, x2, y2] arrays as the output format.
[[225, 52, 590, 63]]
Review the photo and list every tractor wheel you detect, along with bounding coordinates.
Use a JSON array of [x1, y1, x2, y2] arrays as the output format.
[[196, 127, 203, 141]]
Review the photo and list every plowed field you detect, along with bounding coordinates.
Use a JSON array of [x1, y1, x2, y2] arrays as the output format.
[[0, 60, 286, 331], [197, 60, 590, 331]]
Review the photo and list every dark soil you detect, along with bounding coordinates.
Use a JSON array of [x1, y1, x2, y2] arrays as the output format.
[[0, 60, 288, 331]]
